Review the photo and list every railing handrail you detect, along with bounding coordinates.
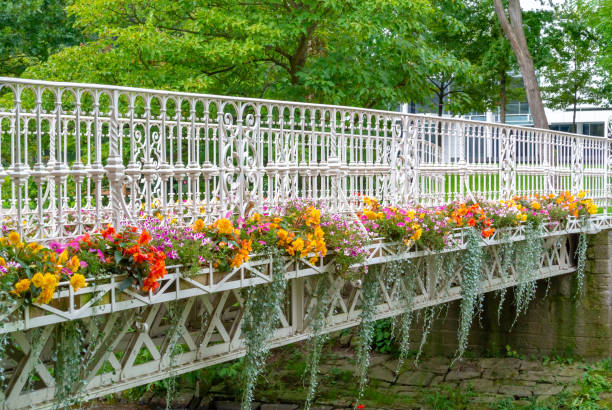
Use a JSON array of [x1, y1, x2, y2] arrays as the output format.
[[0, 76, 606, 142], [0, 76, 610, 242]]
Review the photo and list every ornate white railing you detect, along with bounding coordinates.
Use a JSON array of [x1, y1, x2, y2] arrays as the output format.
[[0, 77, 610, 241]]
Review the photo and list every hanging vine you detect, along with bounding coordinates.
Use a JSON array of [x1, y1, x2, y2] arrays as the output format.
[[415, 305, 437, 364], [303, 275, 332, 410], [240, 249, 287, 410], [575, 231, 588, 297], [53, 318, 100, 409], [163, 301, 184, 409], [455, 228, 484, 362], [378, 259, 417, 376], [355, 266, 379, 404], [496, 234, 515, 323], [512, 222, 543, 327]]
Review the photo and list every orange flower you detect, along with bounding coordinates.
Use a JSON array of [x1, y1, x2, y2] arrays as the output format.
[[138, 230, 152, 245], [481, 228, 495, 238], [467, 218, 476, 227]]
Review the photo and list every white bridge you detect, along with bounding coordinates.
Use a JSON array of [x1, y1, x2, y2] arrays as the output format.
[[0, 77, 611, 409]]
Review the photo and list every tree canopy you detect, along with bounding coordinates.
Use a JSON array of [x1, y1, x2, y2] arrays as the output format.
[[25, 0, 445, 110], [0, 0, 84, 76], [9, 0, 610, 119]]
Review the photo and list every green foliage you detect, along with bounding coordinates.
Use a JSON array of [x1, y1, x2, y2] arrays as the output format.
[[25, 0, 443, 110], [240, 248, 287, 410], [425, 384, 475, 409], [455, 228, 483, 362], [0, 0, 84, 76], [542, 0, 609, 123], [371, 318, 395, 355], [589, 0, 612, 78]]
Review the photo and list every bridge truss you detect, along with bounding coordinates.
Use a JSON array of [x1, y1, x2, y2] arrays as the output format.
[[2, 217, 612, 409], [0, 77, 611, 408]]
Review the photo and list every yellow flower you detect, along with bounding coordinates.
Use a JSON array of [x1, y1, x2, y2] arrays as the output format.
[[410, 225, 423, 241], [277, 229, 289, 242], [193, 219, 205, 232], [70, 274, 87, 292], [531, 201, 541, 210], [291, 237, 305, 253], [250, 213, 261, 223], [314, 226, 325, 240], [32, 272, 44, 288], [37, 288, 54, 304], [13, 278, 31, 295], [216, 218, 233, 235], [66, 255, 81, 273], [0, 257, 5, 267], [8, 231, 20, 246], [304, 207, 321, 226], [42, 273, 58, 289], [578, 191, 586, 199], [58, 250, 69, 265]]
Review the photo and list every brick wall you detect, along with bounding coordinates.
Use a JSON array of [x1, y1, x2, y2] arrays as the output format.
[[412, 230, 612, 359]]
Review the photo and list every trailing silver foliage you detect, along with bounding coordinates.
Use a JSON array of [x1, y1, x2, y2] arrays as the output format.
[[164, 301, 183, 410], [394, 266, 416, 375], [53, 319, 100, 409], [415, 306, 439, 363], [512, 222, 543, 327], [355, 267, 379, 403], [455, 228, 484, 362], [496, 234, 515, 323], [575, 232, 588, 296], [304, 275, 332, 410], [240, 249, 287, 410]]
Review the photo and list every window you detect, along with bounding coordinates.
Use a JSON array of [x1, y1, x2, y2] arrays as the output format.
[[582, 123, 604, 137], [550, 124, 572, 133]]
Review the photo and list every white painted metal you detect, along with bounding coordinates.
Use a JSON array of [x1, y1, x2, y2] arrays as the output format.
[[1, 78, 611, 409], [0, 232, 580, 409], [0, 77, 610, 242]]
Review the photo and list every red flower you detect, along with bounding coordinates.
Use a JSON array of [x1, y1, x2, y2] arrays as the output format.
[[467, 218, 476, 227], [101, 225, 116, 240], [357, 405, 365, 409]]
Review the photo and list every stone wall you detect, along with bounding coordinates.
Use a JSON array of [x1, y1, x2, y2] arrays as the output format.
[[414, 230, 612, 359]]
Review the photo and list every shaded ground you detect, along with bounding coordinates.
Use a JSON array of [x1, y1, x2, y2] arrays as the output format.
[[90, 343, 612, 409]]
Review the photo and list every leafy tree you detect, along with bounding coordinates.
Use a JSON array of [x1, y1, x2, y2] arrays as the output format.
[[0, 0, 83, 76], [588, 0, 612, 83], [424, 0, 485, 116], [542, 0, 608, 131], [493, 0, 549, 128], [25, 0, 443, 110]]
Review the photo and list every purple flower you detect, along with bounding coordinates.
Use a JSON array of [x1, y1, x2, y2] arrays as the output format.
[[89, 248, 105, 262]]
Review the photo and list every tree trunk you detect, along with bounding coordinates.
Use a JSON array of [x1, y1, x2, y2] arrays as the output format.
[[493, 0, 548, 129], [500, 69, 507, 123], [572, 96, 577, 133], [438, 93, 444, 117]]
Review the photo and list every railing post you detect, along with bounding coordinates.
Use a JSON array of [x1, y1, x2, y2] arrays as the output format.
[[106, 89, 127, 228], [499, 126, 516, 199], [604, 138, 612, 215], [571, 136, 585, 193]]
